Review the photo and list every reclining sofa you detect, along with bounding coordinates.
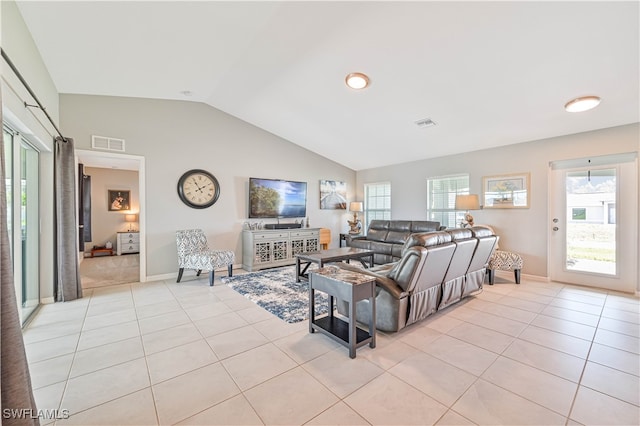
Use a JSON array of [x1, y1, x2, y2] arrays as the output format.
[[347, 220, 446, 265], [337, 226, 498, 332]]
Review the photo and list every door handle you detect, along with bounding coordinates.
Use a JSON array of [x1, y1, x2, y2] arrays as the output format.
[[553, 227, 559, 231]]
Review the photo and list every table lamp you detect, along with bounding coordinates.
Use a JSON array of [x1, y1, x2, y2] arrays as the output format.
[[347, 202, 363, 234], [455, 195, 480, 227], [124, 213, 137, 231]]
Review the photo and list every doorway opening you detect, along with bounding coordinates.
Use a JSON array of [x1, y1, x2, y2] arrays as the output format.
[[75, 149, 146, 287]]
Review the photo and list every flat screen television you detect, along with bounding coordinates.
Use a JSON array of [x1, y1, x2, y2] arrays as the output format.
[[249, 177, 307, 218]]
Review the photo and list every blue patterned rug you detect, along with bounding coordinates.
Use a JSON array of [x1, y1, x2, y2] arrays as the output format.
[[221, 266, 329, 323]]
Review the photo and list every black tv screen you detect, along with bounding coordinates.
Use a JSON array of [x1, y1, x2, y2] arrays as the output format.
[[249, 178, 307, 218]]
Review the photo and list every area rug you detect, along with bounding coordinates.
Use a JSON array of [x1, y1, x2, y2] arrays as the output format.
[[221, 266, 329, 323]]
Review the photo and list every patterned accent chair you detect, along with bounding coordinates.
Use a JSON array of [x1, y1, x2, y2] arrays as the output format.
[[176, 229, 234, 286], [487, 250, 524, 284]]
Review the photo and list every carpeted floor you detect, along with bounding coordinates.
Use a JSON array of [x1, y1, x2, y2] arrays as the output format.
[[222, 266, 329, 323], [80, 253, 140, 289]]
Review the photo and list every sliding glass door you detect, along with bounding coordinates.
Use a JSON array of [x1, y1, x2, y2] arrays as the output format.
[[3, 126, 40, 324]]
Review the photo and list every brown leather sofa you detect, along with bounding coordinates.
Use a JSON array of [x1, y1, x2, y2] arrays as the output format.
[[346, 220, 445, 265], [337, 226, 498, 332]]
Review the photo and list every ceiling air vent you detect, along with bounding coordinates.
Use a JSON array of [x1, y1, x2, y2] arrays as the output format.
[[91, 135, 125, 152], [415, 118, 436, 128]]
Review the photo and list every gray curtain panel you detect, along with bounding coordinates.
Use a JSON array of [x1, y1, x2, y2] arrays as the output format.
[[54, 136, 82, 302], [0, 91, 40, 424]]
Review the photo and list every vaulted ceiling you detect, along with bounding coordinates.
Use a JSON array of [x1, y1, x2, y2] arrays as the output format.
[[16, 1, 639, 170]]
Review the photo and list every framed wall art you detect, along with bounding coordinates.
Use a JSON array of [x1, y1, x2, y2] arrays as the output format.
[[108, 190, 131, 211], [319, 180, 347, 209], [482, 173, 530, 208]]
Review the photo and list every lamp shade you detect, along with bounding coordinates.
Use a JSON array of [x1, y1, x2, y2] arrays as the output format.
[[349, 201, 363, 212], [455, 194, 480, 210], [124, 214, 137, 223]]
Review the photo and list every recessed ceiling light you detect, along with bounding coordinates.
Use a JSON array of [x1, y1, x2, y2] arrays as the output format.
[[565, 95, 601, 112], [345, 72, 370, 90]]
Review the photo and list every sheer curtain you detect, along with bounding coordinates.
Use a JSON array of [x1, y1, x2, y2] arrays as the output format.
[[0, 86, 39, 425], [54, 136, 82, 301]]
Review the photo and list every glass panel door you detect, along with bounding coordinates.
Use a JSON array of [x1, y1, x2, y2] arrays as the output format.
[[565, 168, 616, 275], [20, 141, 39, 321], [550, 157, 637, 292]]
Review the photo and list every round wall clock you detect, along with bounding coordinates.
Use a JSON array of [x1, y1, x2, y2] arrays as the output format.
[[177, 169, 220, 209]]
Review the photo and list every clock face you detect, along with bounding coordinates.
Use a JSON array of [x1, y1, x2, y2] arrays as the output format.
[[177, 169, 220, 209]]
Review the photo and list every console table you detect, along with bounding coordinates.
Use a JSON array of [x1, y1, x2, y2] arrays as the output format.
[[242, 228, 320, 271], [309, 266, 376, 358]]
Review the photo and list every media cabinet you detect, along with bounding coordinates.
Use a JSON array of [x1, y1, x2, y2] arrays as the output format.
[[242, 228, 320, 271]]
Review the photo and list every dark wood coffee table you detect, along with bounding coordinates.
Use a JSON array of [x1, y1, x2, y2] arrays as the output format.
[[295, 247, 374, 282]]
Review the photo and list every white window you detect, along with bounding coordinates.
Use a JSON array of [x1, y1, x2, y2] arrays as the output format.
[[364, 182, 391, 232], [427, 174, 469, 229]]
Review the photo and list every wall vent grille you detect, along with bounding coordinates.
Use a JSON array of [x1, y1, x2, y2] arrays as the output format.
[[415, 118, 436, 128], [91, 135, 125, 152]]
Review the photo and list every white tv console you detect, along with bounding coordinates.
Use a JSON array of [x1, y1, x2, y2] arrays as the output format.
[[242, 228, 320, 271]]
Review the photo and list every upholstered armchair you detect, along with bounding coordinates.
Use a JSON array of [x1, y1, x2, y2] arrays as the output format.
[[176, 229, 234, 286]]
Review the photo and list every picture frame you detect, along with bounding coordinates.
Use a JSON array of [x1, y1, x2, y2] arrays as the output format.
[[482, 172, 530, 209], [319, 180, 347, 210], [108, 190, 131, 211]]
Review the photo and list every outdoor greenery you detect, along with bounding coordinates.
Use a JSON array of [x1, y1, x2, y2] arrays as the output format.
[[566, 223, 615, 262]]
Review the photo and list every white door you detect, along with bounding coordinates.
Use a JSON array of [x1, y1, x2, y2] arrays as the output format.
[[549, 154, 637, 292]]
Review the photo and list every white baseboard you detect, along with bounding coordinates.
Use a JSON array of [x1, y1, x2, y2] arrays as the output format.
[[145, 263, 241, 283], [493, 270, 549, 283], [41, 297, 55, 304]]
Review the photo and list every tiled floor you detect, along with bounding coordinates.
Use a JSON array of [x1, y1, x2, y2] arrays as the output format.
[[23, 272, 640, 425]]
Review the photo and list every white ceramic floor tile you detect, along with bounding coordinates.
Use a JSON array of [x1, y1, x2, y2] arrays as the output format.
[[141, 322, 203, 355], [580, 361, 640, 406], [29, 353, 74, 389], [588, 342, 640, 376], [193, 311, 248, 337], [481, 356, 578, 416], [25, 334, 80, 364], [435, 410, 475, 425], [549, 298, 603, 316], [302, 348, 384, 398], [447, 322, 514, 354], [495, 295, 546, 313], [252, 317, 306, 341], [60, 358, 150, 414], [389, 352, 476, 406], [398, 323, 444, 352], [540, 305, 600, 327], [70, 337, 144, 378], [76, 320, 140, 351], [138, 310, 191, 335], [601, 306, 640, 324], [235, 305, 277, 324], [360, 338, 421, 370], [530, 314, 596, 341], [502, 339, 586, 382], [447, 306, 528, 337], [81, 308, 137, 331], [424, 335, 498, 376], [152, 362, 241, 425], [570, 386, 640, 425], [476, 301, 538, 323], [57, 388, 157, 425], [424, 313, 465, 333], [345, 372, 448, 426], [134, 299, 183, 320], [556, 290, 606, 306], [598, 316, 640, 337], [452, 379, 566, 425], [244, 367, 339, 425], [206, 325, 269, 360], [147, 339, 218, 384], [519, 325, 591, 358], [176, 394, 263, 425], [32, 381, 65, 413], [306, 401, 369, 425], [222, 343, 297, 390], [23, 320, 84, 344], [273, 330, 341, 365], [594, 328, 640, 354], [183, 301, 232, 322]]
